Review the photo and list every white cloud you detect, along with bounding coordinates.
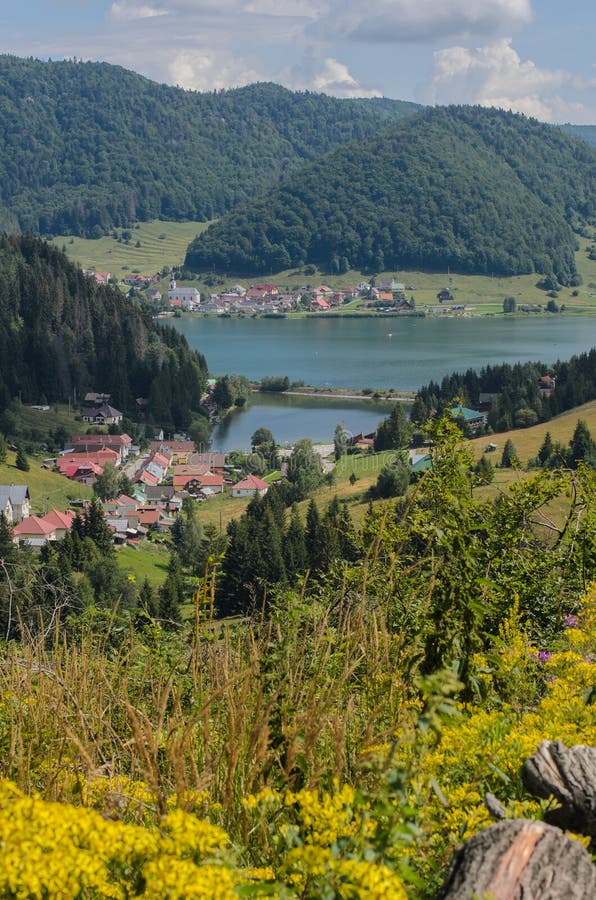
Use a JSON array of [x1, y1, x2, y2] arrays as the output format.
[[425, 38, 596, 123], [309, 0, 532, 44], [110, 2, 167, 20], [288, 54, 382, 98], [5, 0, 595, 120], [166, 49, 262, 91]]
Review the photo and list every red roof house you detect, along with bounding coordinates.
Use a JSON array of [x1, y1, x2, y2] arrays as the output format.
[[231, 474, 269, 498], [13, 516, 57, 547]]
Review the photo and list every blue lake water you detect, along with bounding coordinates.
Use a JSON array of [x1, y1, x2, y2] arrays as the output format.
[[210, 392, 394, 451], [170, 314, 596, 449], [172, 314, 595, 390]]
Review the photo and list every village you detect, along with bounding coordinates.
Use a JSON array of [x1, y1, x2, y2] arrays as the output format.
[[88, 270, 452, 315], [0, 433, 272, 549], [0, 370, 559, 552]]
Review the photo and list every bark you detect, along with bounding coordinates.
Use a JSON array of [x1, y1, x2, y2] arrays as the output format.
[[438, 819, 596, 899], [521, 740, 596, 838]]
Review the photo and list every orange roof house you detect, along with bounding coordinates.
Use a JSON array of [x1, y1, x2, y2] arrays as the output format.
[[172, 473, 224, 492]]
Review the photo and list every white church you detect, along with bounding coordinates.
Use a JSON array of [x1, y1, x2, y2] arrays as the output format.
[[168, 277, 201, 310]]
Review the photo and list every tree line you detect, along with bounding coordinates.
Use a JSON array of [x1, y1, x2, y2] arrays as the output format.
[[410, 349, 596, 434]]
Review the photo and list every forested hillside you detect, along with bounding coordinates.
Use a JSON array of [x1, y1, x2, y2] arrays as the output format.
[[186, 105, 596, 283], [0, 55, 418, 236], [0, 234, 207, 429]]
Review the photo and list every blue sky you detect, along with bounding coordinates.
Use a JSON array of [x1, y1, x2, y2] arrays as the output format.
[[2, 0, 595, 123]]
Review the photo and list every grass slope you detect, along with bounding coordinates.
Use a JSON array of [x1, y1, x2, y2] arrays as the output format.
[[0, 451, 92, 514], [115, 542, 170, 588], [53, 221, 210, 280]]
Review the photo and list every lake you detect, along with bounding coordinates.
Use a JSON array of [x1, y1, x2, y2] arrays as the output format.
[[172, 315, 595, 390], [210, 392, 394, 451], [171, 314, 596, 449]]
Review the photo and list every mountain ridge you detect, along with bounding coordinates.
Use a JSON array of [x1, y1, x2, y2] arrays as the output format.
[[0, 55, 420, 237], [185, 104, 596, 283]]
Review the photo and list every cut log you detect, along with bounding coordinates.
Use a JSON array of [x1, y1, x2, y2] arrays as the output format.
[[521, 740, 596, 838], [438, 819, 596, 899]]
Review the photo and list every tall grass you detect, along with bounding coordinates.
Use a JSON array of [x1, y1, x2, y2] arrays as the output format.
[[0, 551, 417, 837]]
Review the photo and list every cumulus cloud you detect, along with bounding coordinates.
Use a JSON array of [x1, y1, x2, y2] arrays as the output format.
[[106, 0, 381, 96], [425, 38, 596, 123], [308, 0, 532, 44], [6, 0, 595, 119], [166, 49, 263, 91], [285, 48, 381, 97]]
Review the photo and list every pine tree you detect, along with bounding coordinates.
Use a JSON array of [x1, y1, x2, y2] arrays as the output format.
[[500, 439, 519, 468], [284, 504, 308, 578], [15, 443, 29, 472], [538, 431, 554, 466]]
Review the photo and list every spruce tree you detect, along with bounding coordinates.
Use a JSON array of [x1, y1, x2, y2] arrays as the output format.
[[139, 578, 158, 618], [538, 431, 554, 466], [569, 420, 595, 468], [159, 556, 184, 628], [500, 439, 519, 468], [284, 504, 308, 578], [305, 500, 321, 570], [0, 513, 16, 562], [15, 443, 29, 472], [374, 404, 412, 451]]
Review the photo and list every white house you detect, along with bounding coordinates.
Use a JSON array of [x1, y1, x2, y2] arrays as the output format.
[[0, 486, 31, 522], [81, 404, 123, 426], [231, 473, 269, 498]]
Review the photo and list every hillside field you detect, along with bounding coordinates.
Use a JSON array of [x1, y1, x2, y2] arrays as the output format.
[[53, 222, 596, 316], [52, 220, 210, 280]]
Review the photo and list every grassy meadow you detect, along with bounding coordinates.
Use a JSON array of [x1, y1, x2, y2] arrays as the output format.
[[52, 220, 210, 280], [115, 541, 171, 587]]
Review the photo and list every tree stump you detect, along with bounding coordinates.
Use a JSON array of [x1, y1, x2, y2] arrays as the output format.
[[438, 819, 596, 899], [521, 740, 596, 838]]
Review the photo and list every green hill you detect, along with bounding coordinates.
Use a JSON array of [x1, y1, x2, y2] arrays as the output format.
[[0, 55, 419, 237], [0, 234, 207, 431], [185, 105, 596, 284]]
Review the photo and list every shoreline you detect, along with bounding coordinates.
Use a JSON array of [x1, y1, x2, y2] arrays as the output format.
[[264, 388, 414, 403], [168, 308, 596, 322]]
